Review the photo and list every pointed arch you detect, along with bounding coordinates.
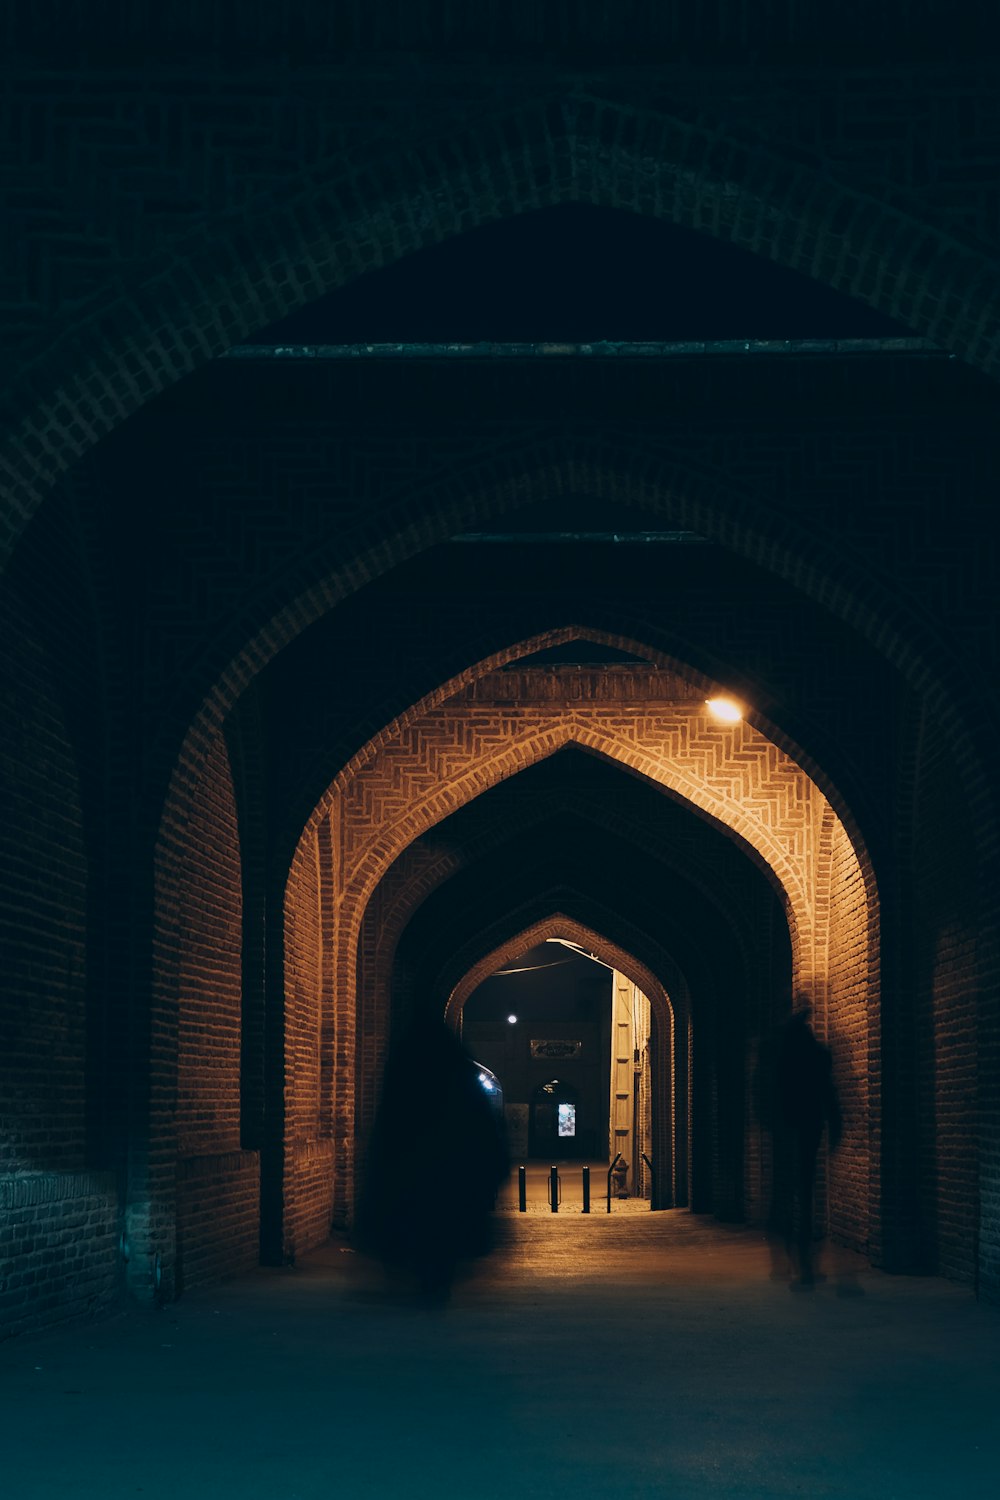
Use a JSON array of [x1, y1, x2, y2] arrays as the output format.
[[445, 914, 675, 1034], [281, 641, 876, 1246], [331, 714, 812, 959], [445, 913, 682, 1209]]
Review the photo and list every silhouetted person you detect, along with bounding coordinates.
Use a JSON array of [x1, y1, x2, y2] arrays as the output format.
[[354, 1015, 509, 1303], [767, 1004, 842, 1286]]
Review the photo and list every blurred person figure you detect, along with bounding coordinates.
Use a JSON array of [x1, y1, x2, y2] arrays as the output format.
[[354, 1015, 509, 1303], [766, 1002, 842, 1286]]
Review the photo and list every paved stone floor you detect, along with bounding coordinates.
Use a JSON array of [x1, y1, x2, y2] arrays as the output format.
[[2, 1211, 999, 1499]]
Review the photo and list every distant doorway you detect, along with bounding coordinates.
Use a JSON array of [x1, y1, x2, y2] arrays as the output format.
[[530, 1078, 585, 1158]]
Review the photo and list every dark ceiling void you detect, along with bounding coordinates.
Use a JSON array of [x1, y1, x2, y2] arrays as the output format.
[[463, 941, 610, 1026], [392, 854, 759, 1036], [246, 203, 907, 346]]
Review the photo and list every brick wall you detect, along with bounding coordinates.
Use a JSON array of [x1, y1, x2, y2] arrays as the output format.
[[0, 1172, 119, 1339], [153, 725, 260, 1299], [176, 729, 243, 1157], [0, 585, 87, 1175], [912, 711, 979, 1282], [821, 813, 876, 1253], [0, 560, 115, 1336], [175, 1151, 259, 1295], [282, 819, 335, 1253], [285, 1140, 337, 1258], [166, 727, 262, 1288]]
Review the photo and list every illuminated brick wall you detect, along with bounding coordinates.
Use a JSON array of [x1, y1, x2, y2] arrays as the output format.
[[164, 727, 260, 1293], [821, 813, 876, 1253], [282, 822, 336, 1259]]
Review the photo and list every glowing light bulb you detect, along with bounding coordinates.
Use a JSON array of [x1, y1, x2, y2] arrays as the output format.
[[706, 696, 743, 723], [507, 1014, 518, 1025]]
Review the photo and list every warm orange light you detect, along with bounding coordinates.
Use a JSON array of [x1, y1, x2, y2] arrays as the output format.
[[706, 696, 743, 723]]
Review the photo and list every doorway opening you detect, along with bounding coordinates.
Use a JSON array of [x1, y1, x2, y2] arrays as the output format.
[[460, 935, 658, 1201], [530, 1077, 582, 1158]]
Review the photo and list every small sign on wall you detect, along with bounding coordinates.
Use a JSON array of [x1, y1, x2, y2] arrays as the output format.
[[530, 1039, 582, 1059]]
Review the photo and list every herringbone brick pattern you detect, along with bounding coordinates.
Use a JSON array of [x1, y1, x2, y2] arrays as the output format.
[[335, 694, 818, 932]]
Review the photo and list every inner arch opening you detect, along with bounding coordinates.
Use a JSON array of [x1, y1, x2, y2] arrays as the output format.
[[453, 920, 673, 1209]]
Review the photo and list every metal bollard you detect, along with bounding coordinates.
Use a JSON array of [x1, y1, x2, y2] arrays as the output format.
[[518, 1164, 526, 1212], [550, 1165, 559, 1213], [582, 1164, 591, 1214], [607, 1152, 622, 1214], [642, 1152, 656, 1211]]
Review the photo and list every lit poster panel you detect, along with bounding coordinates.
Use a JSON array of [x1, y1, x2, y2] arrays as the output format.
[[557, 1103, 577, 1137]]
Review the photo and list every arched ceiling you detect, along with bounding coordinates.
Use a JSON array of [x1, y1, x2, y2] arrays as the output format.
[[389, 814, 780, 1024], [258, 550, 908, 870], [447, 915, 675, 1035], [5, 87, 996, 575], [42, 348, 987, 876], [363, 746, 785, 976], [21, 276, 991, 881]]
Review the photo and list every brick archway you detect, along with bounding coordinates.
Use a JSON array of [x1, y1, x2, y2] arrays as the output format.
[[164, 434, 990, 803], [444, 914, 681, 1209], [352, 747, 771, 1213], [154, 435, 993, 963], [361, 758, 763, 1068], [285, 644, 875, 1250], [444, 917, 675, 1033], [4, 94, 997, 576], [323, 706, 838, 961]]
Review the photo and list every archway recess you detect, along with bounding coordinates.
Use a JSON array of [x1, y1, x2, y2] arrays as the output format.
[[446, 914, 680, 1209], [351, 746, 772, 1218], [284, 640, 877, 1257]]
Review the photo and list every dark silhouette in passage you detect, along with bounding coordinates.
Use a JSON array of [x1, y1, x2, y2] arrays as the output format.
[[766, 1004, 842, 1286], [354, 1016, 509, 1302]]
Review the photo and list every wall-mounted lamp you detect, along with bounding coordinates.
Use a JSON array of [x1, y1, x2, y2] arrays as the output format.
[[706, 696, 743, 723]]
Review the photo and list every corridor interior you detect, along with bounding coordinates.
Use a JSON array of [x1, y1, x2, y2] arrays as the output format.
[[5, 23, 1000, 1497]]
